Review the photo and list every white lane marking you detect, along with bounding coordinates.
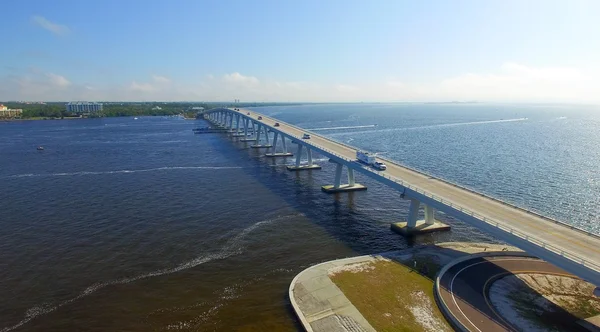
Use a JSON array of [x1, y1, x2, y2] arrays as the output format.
[[449, 258, 534, 332]]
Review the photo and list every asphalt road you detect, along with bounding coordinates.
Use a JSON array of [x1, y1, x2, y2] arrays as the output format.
[[437, 255, 584, 332]]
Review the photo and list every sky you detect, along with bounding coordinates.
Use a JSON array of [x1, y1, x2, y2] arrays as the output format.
[[1, 0, 599, 103]]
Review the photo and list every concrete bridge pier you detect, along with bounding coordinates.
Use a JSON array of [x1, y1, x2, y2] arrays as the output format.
[[321, 163, 366, 193], [251, 123, 272, 148], [391, 198, 450, 235], [228, 112, 234, 131], [232, 114, 245, 136], [265, 132, 293, 157], [287, 144, 321, 171], [216, 112, 224, 127], [240, 118, 257, 142]]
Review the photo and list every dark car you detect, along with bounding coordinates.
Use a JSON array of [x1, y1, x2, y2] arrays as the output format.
[[274, 123, 280, 127], [258, 116, 263, 120]]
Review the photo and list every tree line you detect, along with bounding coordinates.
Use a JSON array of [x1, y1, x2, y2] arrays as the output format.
[[1, 102, 306, 119]]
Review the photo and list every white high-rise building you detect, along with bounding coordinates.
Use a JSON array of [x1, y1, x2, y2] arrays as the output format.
[[66, 102, 103, 114]]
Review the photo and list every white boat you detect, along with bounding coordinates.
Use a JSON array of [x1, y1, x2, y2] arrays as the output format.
[[134, 117, 138, 120]]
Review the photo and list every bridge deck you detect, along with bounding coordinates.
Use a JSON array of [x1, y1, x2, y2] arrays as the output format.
[[220, 108, 600, 279]]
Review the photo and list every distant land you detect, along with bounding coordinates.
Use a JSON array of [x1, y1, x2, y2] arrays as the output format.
[[0, 101, 307, 120]]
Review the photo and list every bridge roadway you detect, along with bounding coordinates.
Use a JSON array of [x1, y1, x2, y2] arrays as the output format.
[[209, 108, 600, 286]]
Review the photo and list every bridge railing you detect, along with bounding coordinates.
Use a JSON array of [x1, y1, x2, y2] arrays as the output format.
[[251, 109, 599, 241], [219, 109, 600, 273], [324, 145, 600, 273]]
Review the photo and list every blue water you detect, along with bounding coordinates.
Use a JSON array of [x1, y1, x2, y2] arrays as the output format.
[[0, 104, 598, 331]]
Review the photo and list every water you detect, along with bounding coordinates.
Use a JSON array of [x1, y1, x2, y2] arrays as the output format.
[[0, 104, 598, 331]]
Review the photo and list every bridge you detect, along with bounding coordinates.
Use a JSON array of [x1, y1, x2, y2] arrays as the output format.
[[203, 107, 600, 287]]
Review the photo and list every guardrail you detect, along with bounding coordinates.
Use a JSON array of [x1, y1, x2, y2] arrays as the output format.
[[208, 108, 600, 273], [254, 110, 600, 240]]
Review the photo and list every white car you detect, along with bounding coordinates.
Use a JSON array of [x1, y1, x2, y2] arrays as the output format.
[[302, 134, 311, 139], [373, 161, 387, 170]]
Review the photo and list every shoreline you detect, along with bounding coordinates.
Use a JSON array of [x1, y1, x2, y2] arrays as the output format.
[[289, 242, 521, 332]]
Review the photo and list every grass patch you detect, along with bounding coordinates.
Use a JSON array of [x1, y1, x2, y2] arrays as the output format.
[[329, 259, 451, 332]]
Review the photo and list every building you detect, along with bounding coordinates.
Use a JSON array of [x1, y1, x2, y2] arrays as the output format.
[[66, 102, 103, 115], [0, 105, 23, 119]]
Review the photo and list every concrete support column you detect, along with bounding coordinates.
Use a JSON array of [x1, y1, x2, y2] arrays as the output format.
[[295, 144, 303, 167], [272, 132, 279, 153], [407, 199, 420, 228], [390, 199, 450, 235], [244, 118, 249, 136], [348, 168, 355, 187], [263, 126, 270, 144], [334, 163, 343, 188], [307, 149, 313, 166], [282, 137, 287, 153], [255, 123, 262, 142], [235, 114, 240, 133], [229, 112, 234, 129], [322, 163, 365, 192], [424, 205, 435, 225]]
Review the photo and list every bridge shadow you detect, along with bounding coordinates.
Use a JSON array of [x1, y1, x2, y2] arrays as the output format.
[[211, 131, 420, 254], [196, 124, 592, 331]]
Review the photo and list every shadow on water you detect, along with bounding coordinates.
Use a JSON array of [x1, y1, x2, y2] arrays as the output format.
[[207, 128, 495, 256], [214, 134, 410, 256]]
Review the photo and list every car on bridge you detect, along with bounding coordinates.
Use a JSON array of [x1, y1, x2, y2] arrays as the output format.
[[258, 116, 263, 120], [302, 134, 311, 139], [373, 161, 387, 170], [274, 123, 280, 127], [247, 112, 250, 115]]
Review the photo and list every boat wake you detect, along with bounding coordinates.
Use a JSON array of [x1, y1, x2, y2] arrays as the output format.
[[308, 124, 377, 131], [6, 166, 242, 179], [329, 118, 528, 137], [0, 214, 300, 332]]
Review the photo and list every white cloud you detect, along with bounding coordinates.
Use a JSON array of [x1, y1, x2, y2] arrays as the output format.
[[223, 72, 259, 85], [31, 15, 69, 36], [1, 64, 598, 103], [438, 62, 599, 102], [128, 81, 156, 92], [46, 73, 71, 87], [335, 84, 359, 92], [152, 75, 171, 84]]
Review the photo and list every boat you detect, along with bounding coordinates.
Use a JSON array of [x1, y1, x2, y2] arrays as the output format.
[[134, 117, 138, 120], [37, 146, 44, 151]]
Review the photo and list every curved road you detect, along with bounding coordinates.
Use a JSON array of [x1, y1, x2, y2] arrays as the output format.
[[437, 255, 579, 332]]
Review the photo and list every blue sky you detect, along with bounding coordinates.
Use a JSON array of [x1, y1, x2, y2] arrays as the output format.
[[1, 0, 599, 102]]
